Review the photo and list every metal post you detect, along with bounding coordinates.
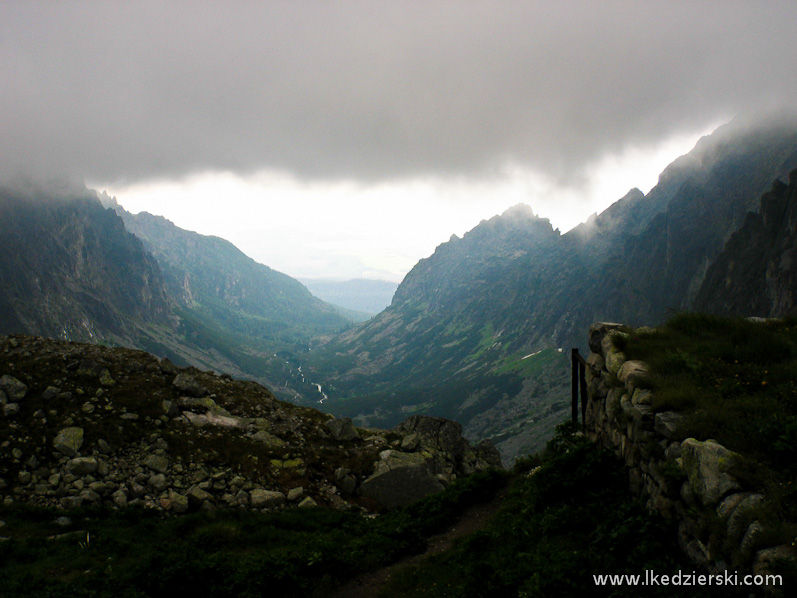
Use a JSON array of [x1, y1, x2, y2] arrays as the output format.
[[579, 359, 588, 432], [571, 348, 578, 425]]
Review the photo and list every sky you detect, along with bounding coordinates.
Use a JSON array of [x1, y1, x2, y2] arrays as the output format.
[[3, 1, 797, 282]]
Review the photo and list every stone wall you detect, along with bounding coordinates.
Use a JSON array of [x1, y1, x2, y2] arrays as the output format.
[[584, 322, 795, 582]]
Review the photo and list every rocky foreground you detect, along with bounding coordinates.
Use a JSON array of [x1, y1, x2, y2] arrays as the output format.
[[0, 334, 501, 515]]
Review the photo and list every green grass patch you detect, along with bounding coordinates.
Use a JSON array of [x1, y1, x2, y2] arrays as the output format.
[[0, 470, 507, 598], [620, 314, 797, 476], [381, 422, 708, 597]]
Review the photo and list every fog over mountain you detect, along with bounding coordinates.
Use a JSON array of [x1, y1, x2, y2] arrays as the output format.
[[2, 2, 796, 187]]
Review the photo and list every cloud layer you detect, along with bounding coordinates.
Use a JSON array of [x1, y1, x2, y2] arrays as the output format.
[[3, 1, 797, 186]]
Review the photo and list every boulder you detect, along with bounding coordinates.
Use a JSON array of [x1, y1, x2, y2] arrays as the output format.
[[66, 457, 98, 476], [588, 322, 626, 353], [187, 485, 213, 507], [393, 415, 467, 458], [144, 455, 170, 474], [41, 386, 61, 400], [172, 373, 207, 397], [0, 375, 27, 401], [617, 360, 649, 386], [249, 489, 286, 509], [359, 465, 445, 509], [680, 438, 741, 506], [325, 417, 360, 441], [653, 412, 682, 439], [53, 427, 84, 457]]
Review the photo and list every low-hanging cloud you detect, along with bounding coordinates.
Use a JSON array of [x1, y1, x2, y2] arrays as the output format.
[[2, 1, 797, 187]]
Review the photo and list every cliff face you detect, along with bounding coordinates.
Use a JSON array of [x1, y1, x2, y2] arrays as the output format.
[[695, 170, 797, 317], [0, 183, 173, 343]]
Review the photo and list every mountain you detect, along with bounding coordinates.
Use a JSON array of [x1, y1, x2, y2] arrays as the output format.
[[694, 169, 797, 317], [0, 181, 359, 398], [0, 179, 173, 344], [306, 114, 797, 462], [108, 199, 354, 340], [299, 278, 399, 318]]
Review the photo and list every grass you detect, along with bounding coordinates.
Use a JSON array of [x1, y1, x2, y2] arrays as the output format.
[[617, 314, 797, 475], [616, 313, 797, 556], [380, 422, 710, 598], [0, 469, 507, 598]]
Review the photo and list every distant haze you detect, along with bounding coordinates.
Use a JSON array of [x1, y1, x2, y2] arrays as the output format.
[[3, 2, 797, 279], [300, 278, 399, 316]]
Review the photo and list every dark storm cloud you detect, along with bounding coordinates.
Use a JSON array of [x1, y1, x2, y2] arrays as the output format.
[[2, 1, 796, 185]]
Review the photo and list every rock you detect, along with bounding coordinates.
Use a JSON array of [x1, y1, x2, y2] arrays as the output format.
[[3, 403, 20, 416], [727, 493, 766, 542], [298, 497, 318, 508], [53, 427, 84, 457], [631, 388, 654, 406], [78, 489, 101, 504], [325, 417, 360, 441], [588, 322, 626, 353], [59, 496, 83, 510], [112, 490, 128, 507], [144, 455, 170, 474], [148, 474, 168, 492], [653, 412, 682, 439], [187, 485, 213, 507], [360, 465, 445, 509], [172, 373, 207, 397], [400, 433, 420, 451], [739, 520, 766, 559], [41, 386, 61, 400], [680, 438, 741, 506], [393, 415, 467, 458], [287, 487, 304, 502], [97, 439, 112, 455], [249, 431, 286, 447], [66, 457, 98, 476], [474, 439, 503, 468], [249, 489, 286, 509], [169, 491, 189, 514], [0, 375, 27, 401], [754, 545, 797, 577], [18, 471, 31, 485], [98, 369, 115, 387], [617, 360, 649, 387]]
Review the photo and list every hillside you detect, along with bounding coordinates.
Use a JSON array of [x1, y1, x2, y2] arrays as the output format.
[[306, 114, 797, 463], [111, 200, 354, 338], [0, 334, 500, 515]]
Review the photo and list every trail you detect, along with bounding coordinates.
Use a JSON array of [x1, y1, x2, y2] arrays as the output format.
[[328, 488, 507, 598]]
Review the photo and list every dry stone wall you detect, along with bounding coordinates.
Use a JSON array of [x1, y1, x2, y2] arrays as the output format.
[[584, 322, 796, 582]]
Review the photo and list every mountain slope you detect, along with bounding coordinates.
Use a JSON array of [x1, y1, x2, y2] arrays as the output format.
[[308, 114, 797, 462], [110, 200, 353, 339], [694, 169, 797, 317], [0, 180, 172, 343]]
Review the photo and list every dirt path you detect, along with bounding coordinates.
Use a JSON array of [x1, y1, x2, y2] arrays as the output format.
[[328, 489, 506, 598]]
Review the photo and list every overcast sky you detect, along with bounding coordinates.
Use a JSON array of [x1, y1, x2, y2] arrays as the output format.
[[3, 1, 797, 281]]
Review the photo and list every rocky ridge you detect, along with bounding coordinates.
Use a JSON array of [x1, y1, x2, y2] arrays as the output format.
[[0, 334, 500, 515]]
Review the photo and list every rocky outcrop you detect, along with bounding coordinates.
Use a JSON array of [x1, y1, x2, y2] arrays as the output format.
[[0, 334, 501, 515], [584, 322, 797, 581]]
